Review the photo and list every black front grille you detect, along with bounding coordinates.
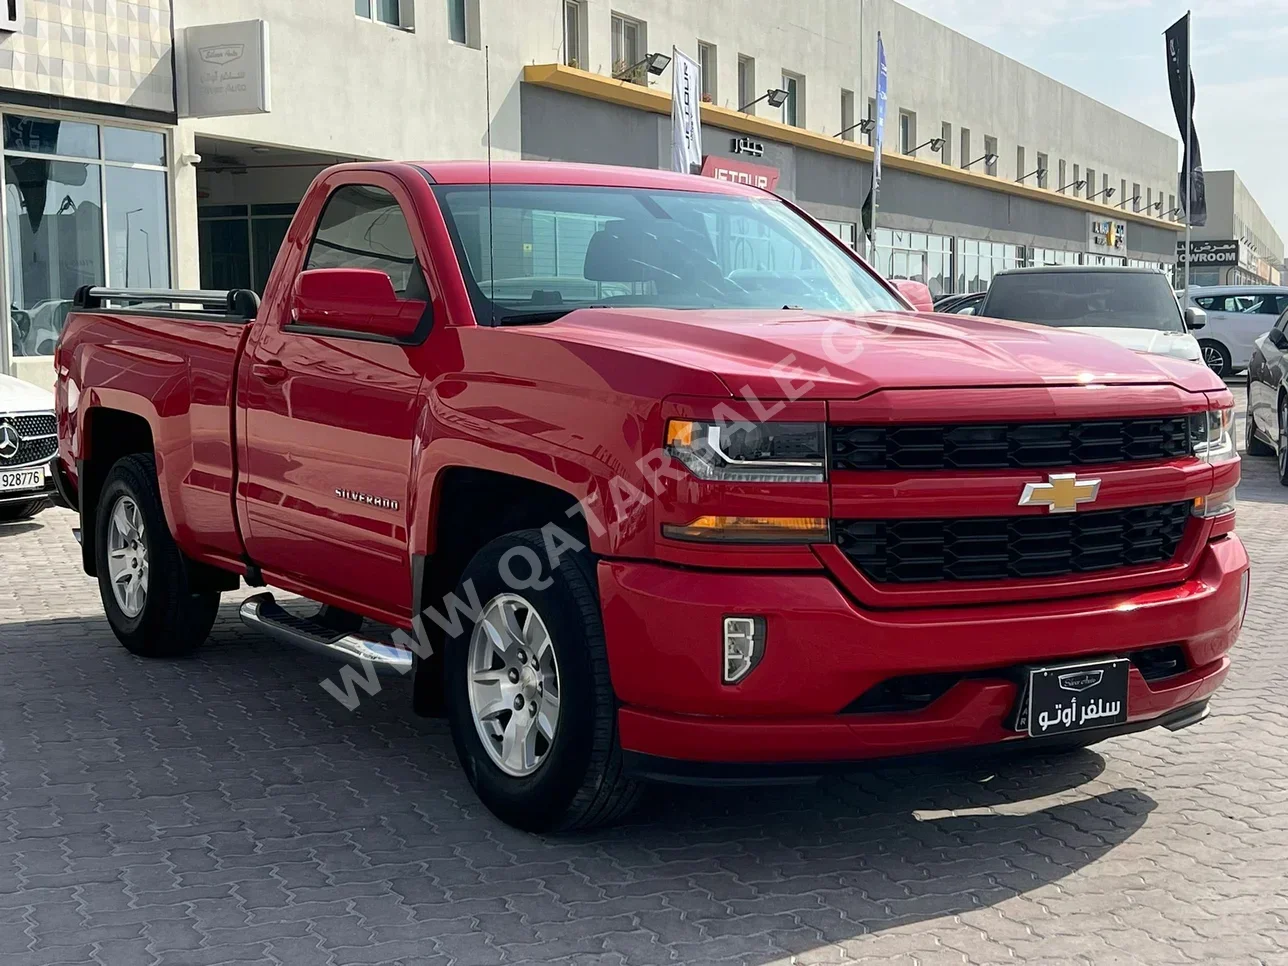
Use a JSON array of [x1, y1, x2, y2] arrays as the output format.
[[836, 501, 1191, 584], [1, 437, 56, 469], [831, 417, 1192, 471], [1, 413, 56, 469], [9, 414, 55, 439]]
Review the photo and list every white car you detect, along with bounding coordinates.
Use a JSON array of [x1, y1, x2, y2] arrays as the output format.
[[979, 267, 1204, 365], [1186, 285, 1288, 378], [0, 372, 58, 522]]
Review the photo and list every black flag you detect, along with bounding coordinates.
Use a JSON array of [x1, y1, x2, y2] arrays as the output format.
[[1165, 13, 1206, 227]]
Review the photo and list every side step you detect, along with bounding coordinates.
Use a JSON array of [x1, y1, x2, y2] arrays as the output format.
[[239, 592, 413, 676]]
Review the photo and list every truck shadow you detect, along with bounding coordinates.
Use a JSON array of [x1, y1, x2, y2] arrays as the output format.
[[0, 606, 1156, 961]]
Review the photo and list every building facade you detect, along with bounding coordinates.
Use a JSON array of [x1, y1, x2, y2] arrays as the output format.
[[4, 0, 1195, 388], [1178, 170, 1284, 287], [0, 0, 180, 388]]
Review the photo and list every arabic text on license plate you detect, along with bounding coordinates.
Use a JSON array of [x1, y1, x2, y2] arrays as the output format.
[[1027, 659, 1130, 738], [0, 468, 44, 493]]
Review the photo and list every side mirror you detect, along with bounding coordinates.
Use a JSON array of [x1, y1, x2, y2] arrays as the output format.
[[291, 268, 427, 342], [1184, 305, 1207, 330], [893, 278, 935, 312]]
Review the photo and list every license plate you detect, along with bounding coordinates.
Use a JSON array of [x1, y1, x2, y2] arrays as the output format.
[[1027, 659, 1130, 737], [0, 468, 45, 493]]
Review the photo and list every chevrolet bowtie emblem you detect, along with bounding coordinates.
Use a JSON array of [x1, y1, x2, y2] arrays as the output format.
[[1018, 473, 1102, 513]]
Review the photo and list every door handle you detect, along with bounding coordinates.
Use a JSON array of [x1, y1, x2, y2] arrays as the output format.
[[252, 361, 288, 385]]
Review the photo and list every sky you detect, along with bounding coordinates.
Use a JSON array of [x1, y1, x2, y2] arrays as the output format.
[[895, 0, 1288, 248]]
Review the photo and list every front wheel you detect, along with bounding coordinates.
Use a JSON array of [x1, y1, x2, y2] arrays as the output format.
[[95, 454, 220, 658], [0, 499, 47, 522], [1247, 392, 1274, 457], [1199, 340, 1232, 378], [445, 530, 640, 832], [1279, 398, 1288, 487]]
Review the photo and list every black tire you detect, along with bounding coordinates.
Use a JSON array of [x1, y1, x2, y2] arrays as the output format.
[[1199, 340, 1232, 378], [445, 529, 640, 832], [95, 454, 220, 658], [0, 500, 47, 521], [1247, 391, 1274, 457], [1279, 397, 1288, 487]]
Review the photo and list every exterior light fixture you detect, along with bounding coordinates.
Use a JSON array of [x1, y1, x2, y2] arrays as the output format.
[[964, 153, 999, 171], [740, 87, 790, 111], [908, 138, 945, 155], [1058, 179, 1088, 193], [1017, 167, 1048, 184], [835, 117, 877, 139], [1117, 194, 1141, 210], [1088, 186, 1116, 201], [613, 51, 672, 80]]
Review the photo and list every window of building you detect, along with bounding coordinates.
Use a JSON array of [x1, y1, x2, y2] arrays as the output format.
[[983, 135, 997, 176], [3, 114, 170, 359], [738, 55, 755, 111], [941, 122, 952, 165], [1169, 193, 1176, 219], [0, 0, 20, 31], [781, 72, 803, 126], [840, 89, 855, 141], [356, 0, 404, 28], [1016, 146, 1025, 181], [611, 13, 645, 83], [1029, 247, 1081, 267], [960, 128, 971, 169], [956, 237, 1021, 293], [1103, 172, 1110, 198], [898, 110, 915, 154], [563, 1, 585, 68], [872, 229, 954, 297], [818, 219, 858, 251], [1132, 182, 1141, 210], [1086, 168, 1096, 199], [305, 185, 423, 296], [697, 42, 716, 101], [867, 98, 877, 145], [1073, 164, 1080, 193], [1057, 159, 1066, 192], [1146, 187, 1152, 212], [1036, 152, 1048, 188], [199, 203, 298, 296]]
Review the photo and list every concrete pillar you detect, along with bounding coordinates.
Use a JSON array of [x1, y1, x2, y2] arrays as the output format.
[[172, 123, 201, 290]]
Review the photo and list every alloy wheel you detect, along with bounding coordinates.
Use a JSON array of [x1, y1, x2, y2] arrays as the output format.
[[1202, 344, 1226, 376], [106, 495, 149, 618], [1280, 400, 1288, 479], [467, 594, 561, 777]]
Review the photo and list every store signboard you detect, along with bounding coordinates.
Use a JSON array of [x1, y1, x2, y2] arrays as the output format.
[[1176, 239, 1239, 267], [699, 155, 780, 190], [1088, 215, 1127, 254], [181, 20, 271, 118]]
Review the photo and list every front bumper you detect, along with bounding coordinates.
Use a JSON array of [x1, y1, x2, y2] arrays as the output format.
[[0, 463, 56, 509], [599, 534, 1246, 772]]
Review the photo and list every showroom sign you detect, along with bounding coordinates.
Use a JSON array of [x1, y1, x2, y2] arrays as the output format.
[[1176, 239, 1239, 266], [1088, 215, 1128, 254], [699, 155, 780, 190], [181, 20, 271, 117]]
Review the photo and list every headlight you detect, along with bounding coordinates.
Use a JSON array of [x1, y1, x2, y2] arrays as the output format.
[[1189, 406, 1236, 463], [665, 419, 826, 483], [1192, 487, 1236, 519]]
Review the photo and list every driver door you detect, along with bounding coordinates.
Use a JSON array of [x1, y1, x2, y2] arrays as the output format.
[[240, 173, 432, 617]]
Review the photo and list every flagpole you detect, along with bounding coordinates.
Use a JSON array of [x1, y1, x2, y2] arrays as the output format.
[[1183, 9, 1192, 302]]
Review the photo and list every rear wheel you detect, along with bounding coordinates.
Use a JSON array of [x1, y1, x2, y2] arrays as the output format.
[[1247, 390, 1274, 456], [445, 529, 640, 832], [95, 454, 220, 658], [1199, 340, 1232, 378], [1279, 397, 1288, 487]]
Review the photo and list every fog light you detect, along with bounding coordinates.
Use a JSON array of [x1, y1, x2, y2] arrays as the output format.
[[723, 616, 765, 684]]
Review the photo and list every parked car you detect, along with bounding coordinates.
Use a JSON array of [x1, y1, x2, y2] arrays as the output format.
[[980, 267, 1205, 364], [934, 292, 987, 315], [1187, 285, 1288, 378], [0, 372, 57, 522], [53, 161, 1247, 832], [1245, 303, 1288, 485]]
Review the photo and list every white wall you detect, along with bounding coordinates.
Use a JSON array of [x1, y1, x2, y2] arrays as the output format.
[[174, 0, 1178, 208]]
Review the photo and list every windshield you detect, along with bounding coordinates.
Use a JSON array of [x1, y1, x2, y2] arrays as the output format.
[[983, 271, 1185, 333], [431, 184, 904, 324]]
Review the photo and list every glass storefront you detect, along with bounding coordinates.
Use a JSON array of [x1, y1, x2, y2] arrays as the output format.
[[198, 203, 299, 294], [956, 238, 1022, 293], [871, 229, 954, 296], [2, 113, 170, 358]]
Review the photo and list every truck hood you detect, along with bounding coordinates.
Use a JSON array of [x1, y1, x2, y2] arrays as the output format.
[[1061, 326, 1203, 364], [524, 308, 1221, 399]]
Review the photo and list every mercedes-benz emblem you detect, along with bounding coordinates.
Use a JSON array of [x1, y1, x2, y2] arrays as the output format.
[[0, 423, 20, 460]]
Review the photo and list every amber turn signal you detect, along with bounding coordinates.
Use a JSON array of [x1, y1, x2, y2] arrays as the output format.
[[662, 515, 831, 543]]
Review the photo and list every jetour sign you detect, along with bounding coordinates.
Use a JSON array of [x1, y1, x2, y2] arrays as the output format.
[[699, 155, 780, 190]]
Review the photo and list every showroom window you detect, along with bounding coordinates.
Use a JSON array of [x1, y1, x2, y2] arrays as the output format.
[[817, 219, 858, 251], [957, 238, 1021, 292], [3, 114, 170, 359], [198, 203, 298, 295], [873, 229, 954, 297]]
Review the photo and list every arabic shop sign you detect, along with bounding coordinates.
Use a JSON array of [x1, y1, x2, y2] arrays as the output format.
[[182, 20, 271, 118], [1088, 215, 1127, 254], [1176, 239, 1239, 266]]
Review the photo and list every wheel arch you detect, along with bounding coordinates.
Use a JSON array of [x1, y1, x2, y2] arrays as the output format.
[[78, 407, 156, 577]]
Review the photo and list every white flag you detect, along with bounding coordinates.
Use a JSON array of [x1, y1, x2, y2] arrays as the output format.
[[671, 47, 703, 174]]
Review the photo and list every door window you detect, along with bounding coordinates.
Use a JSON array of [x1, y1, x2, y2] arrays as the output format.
[[305, 184, 424, 296]]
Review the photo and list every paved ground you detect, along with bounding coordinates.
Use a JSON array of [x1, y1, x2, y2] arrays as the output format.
[[1, 390, 1286, 966]]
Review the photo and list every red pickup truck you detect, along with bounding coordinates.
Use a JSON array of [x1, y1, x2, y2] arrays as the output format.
[[53, 161, 1248, 832]]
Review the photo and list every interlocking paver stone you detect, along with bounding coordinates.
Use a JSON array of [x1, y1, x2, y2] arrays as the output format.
[[2, 387, 1285, 965]]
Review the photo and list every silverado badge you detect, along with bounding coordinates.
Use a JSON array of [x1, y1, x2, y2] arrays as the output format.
[[1018, 473, 1101, 514]]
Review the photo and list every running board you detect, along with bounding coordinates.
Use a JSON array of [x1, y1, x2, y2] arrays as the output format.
[[238, 592, 413, 676]]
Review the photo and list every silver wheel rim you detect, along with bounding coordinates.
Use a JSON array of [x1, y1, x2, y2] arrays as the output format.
[[467, 594, 561, 777], [1202, 345, 1225, 374], [106, 495, 148, 618], [1280, 403, 1288, 476]]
